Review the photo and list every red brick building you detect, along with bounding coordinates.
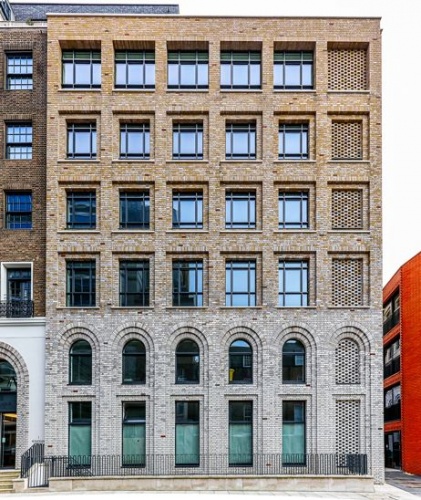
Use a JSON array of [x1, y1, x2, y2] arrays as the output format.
[[383, 251, 421, 474]]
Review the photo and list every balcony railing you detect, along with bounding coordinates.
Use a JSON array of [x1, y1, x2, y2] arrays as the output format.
[[21, 452, 369, 488], [384, 357, 400, 379], [383, 310, 400, 335], [384, 403, 401, 422], [0, 300, 34, 318]]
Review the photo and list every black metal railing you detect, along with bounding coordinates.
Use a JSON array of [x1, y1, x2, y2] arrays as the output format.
[[384, 357, 400, 378], [22, 453, 369, 488], [383, 310, 400, 335], [384, 403, 401, 422], [0, 300, 34, 318], [21, 442, 45, 487]]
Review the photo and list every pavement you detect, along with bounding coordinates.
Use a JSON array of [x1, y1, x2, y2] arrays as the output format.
[[0, 469, 420, 500]]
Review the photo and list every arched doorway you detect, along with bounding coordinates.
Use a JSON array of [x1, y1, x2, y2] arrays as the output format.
[[0, 360, 17, 468]]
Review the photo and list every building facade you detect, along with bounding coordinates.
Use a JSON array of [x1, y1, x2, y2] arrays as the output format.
[[43, 13, 384, 484], [383, 252, 421, 475], [0, 7, 47, 468]]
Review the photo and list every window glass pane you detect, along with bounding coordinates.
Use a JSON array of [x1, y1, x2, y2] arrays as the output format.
[[168, 63, 178, 86], [229, 401, 252, 466], [175, 424, 199, 465], [274, 64, 283, 87], [285, 64, 300, 87], [180, 64, 196, 86], [197, 64, 208, 86], [127, 64, 142, 86], [122, 423, 145, 465], [232, 64, 248, 86], [145, 64, 155, 86], [302, 64, 313, 87], [221, 64, 231, 86], [249, 64, 260, 86], [282, 401, 305, 463], [74, 64, 91, 86]]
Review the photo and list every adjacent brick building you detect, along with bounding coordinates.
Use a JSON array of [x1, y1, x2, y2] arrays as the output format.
[[383, 252, 421, 475], [43, 12, 384, 487]]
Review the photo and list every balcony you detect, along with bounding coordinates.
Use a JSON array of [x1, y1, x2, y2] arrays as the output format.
[[384, 403, 401, 422], [0, 300, 34, 318], [384, 357, 400, 379], [383, 310, 400, 335]]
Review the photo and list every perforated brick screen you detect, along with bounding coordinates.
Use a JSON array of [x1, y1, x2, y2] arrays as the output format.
[[336, 400, 360, 459], [332, 121, 362, 160], [328, 49, 367, 91], [332, 189, 363, 229], [332, 258, 363, 306], [335, 338, 360, 384]]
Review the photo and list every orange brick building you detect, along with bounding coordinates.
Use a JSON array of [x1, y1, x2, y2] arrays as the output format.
[[383, 251, 421, 474]]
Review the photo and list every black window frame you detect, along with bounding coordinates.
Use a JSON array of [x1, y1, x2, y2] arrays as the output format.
[[66, 191, 96, 230], [172, 123, 203, 160], [66, 260, 96, 308], [115, 50, 155, 90], [225, 260, 256, 307], [278, 123, 309, 160], [228, 401, 253, 466], [225, 191, 256, 229], [229, 339, 253, 384], [168, 50, 209, 90], [274, 51, 314, 90], [6, 52, 33, 90], [175, 401, 200, 467], [62, 50, 101, 89], [67, 122, 97, 160], [68, 401, 92, 466], [122, 339, 146, 385], [282, 400, 306, 465], [221, 51, 261, 90], [172, 191, 203, 229], [282, 339, 306, 384], [122, 401, 146, 467], [120, 123, 150, 160], [5, 191, 32, 229], [278, 260, 309, 307], [119, 191, 150, 230], [69, 339, 92, 385], [278, 191, 309, 229], [119, 260, 150, 307], [5, 122, 32, 160], [176, 339, 200, 384], [225, 123, 256, 160], [172, 260, 203, 307]]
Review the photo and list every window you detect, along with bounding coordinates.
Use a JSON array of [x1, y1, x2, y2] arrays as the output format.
[[69, 402, 91, 465], [229, 401, 252, 466], [122, 340, 146, 384], [5, 192, 32, 229], [225, 191, 256, 229], [120, 123, 150, 160], [168, 51, 208, 89], [278, 260, 308, 307], [175, 401, 200, 466], [229, 339, 252, 384], [176, 339, 199, 384], [62, 50, 101, 89], [221, 51, 261, 89], [66, 192, 96, 229], [384, 385, 401, 422], [5, 123, 32, 159], [6, 53, 33, 90], [282, 401, 306, 464], [274, 51, 313, 90], [225, 260, 256, 307], [383, 292, 400, 334], [122, 402, 146, 466], [384, 338, 400, 379], [67, 123, 96, 159], [172, 191, 203, 229], [119, 191, 150, 230], [282, 340, 305, 384], [278, 124, 308, 160], [69, 340, 92, 385], [172, 260, 203, 307], [119, 260, 150, 307], [115, 50, 155, 89], [225, 123, 256, 160], [172, 123, 203, 160], [278, 191, 309, 229], [3, 267, 32, 318], [66, 260, 96, 307]]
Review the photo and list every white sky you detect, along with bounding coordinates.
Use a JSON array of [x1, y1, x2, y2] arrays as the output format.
[[12, 0, 420, 284]]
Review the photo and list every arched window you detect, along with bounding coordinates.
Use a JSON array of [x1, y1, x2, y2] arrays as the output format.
[[69, 340, 92, 385], [282, 339, 305, 383], [122, 339, 146, 384], [176, 339, 199, 384], [229, 339, 252, 384]]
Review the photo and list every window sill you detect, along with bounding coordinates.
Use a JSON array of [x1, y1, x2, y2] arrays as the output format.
[[327, 90, 370, 94], [220, 89, 262, 93], [166, 160, 208, 164], [58, 230, 100, 234], [327, 160, 369, 164], [110, 306, 153, 310], [327, 230, 370, 234], [112, 88, 155, 93], [219, 160, 262, 164], [112, 159, 153, 164], [274, 89, 316, 93], [166, 88, 209, 93], [276, 306, 316, 309], [273, 160, 316, 164], [111, 230, 154, 234], [166, 230, 208, 233], [220, 230, 262, 234], [166, 306, 207, 310], [58, 88, 101, 92], [57, 159, 100, 164], [220, 306, 262, 310], [327, 306, 370, 309], [56, 307, 100, 310], [274, 230, 316, 234]]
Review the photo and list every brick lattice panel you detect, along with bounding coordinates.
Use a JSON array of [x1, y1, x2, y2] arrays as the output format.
[[332, 259, 363, 306], [335, 338, 360, 384], [331, 121, 362, 160], [336, 400, 360, 458], [332, 189, 363, 229], [328, 49, 367, 91]]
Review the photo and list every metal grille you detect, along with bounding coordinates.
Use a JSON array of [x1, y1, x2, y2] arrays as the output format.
[[332, 189, 363, 229], [331, 259, 363, 307], [328, 49, 367, 91], [335, 401, 360, 464], [331, 121, 362, 160], [335, 338, 360, 384]]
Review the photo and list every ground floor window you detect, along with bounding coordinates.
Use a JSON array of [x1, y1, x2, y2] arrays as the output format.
[[175, 401, 200, 466], [229, 401, 252, 466], [68, 402, 91, 465], [282, 401, 305, 465], [122, 402, 146, 466], [385, 431, 401, 469]]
